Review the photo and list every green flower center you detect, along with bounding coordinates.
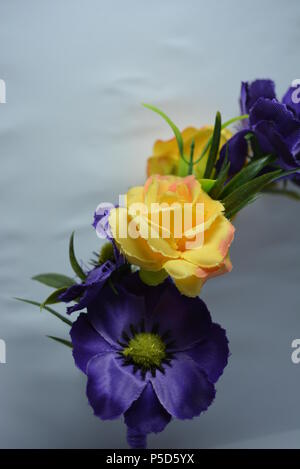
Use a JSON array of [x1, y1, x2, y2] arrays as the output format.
[[122, 332, 166, 369], [99, 242, 115, 264]]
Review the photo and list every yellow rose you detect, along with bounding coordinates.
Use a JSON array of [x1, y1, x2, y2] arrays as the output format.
[[147, 125, 232, 178], [109, 175, 235, 297]]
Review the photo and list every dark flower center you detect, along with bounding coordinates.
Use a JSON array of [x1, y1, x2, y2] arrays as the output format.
[[117, 322, 175, 379], [122, 332, 166, 369]]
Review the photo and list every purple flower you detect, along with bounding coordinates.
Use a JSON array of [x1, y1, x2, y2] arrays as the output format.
[[249, 98, 300, 177], [240, 79, 276, 116], [281, 83, 300, 120], [216, 129, 250, 176], [59, 260, 116, 314], [70, 277, 229, 448], [218, 79, 300, 184], [59, 240, 126, 314]]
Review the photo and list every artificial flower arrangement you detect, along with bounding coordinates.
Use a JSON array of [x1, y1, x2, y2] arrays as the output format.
[[18, 79, 300, 449]]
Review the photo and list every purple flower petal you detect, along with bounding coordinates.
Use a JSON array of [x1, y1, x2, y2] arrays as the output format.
[[253, 120, 299, 170], [250, 98, 300, 141], [120, 272, 171, 315], [186, 324, 229, 384], [151, 354, 215, 419], [60, 262, 116, 314], [240, 79, 276, 115], [86, 353, 146, 419], [124, 381, 171, 435], [217, 130, 249, 176], [88, 288, 145, 348], [70, 313, 114, 373], [145, 284, 212, 352], [59, 284, 85, 302], [282, 85, 300, 120]]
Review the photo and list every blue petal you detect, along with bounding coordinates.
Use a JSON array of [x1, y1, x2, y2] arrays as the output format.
[[145, 284, 212, 352], [186, 324, 229, 384], [217, 129, 249, 176], [70, 313, 114, 373], [151, 354, 215, 419], [124, 381, 171, 435], [282, 85, 300, 120], [250, 98, 300, 141], [253, 120, 299, 170], [88, 288, 145, 347], [86, 353, 146, 419], [240, 79, 276, 115], [60, 262, 116, 314]]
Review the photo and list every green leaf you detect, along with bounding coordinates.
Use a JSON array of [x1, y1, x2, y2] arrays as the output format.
[[139, 269, 168, 286], [222, 169, 283, 217], [226, 194, 259, 219], [32, 273, 76, 289], [142, 104, 185, 160], [204, 112, 222, 178], [46, 336, 72, 348], [69, 232, 86, 281], [40, 287, 68, 311], [219, 154, 275, 199], [15, 297, 72, 326], [198, 178, 216, 193], [209, 158, 230, 199], [222, 114, 249, 128], [193, 114, 249, 167]]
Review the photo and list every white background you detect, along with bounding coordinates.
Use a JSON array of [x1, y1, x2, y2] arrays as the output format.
[[0, 0, 300, 448]]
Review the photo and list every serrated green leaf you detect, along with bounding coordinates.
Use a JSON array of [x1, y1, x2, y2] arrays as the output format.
[[32, 273, 76, 289], [69, 232, 86, 281], [198, 178, 216, 193], [204, 112, 222, 179], [139, 269, 168, 286], [220, 154, 275, 199], [15, 297, 72, 326], [46, 336, 72, 348], [222, 169, 283, 217]]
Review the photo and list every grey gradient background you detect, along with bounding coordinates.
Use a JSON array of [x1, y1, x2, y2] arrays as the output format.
[[0, 0, 300, 448]]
